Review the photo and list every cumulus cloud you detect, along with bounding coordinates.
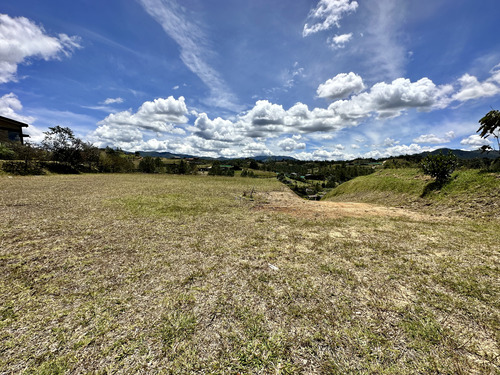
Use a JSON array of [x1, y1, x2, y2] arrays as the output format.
[[88, 65, 500, 158], [278, 138, 306, 152], [239, 100, 287, 137], [328, 33, 353, 49], [363, 143, 436, 159], [295, 147, 353, 161], [191, 74, 457, 147], [453, 72, 500, 102], [413, 131, 455, 144], [0, 14, 81, 84], [460, 134, 492, 148], [303, 0, 358, 37], [329, 77, 453, 120], [317, 72, 365, 100], [194, 113, 243, 142], [90, 96, 188, 146]]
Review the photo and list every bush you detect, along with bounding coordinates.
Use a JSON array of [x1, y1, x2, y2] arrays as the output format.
[[2, 161, 44, 175], [0, 143, 16, 160], [421, 152, 458, 183]]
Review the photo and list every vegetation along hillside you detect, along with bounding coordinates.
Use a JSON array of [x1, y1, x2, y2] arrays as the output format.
[[323, 168, 500, 219]]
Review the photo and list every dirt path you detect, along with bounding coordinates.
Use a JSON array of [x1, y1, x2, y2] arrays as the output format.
[[254, 190, 427, 220]]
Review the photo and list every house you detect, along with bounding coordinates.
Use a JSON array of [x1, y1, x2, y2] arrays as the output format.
[[0, 116, 29, 144]]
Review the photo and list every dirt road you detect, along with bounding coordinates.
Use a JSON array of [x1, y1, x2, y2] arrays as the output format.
[[255, 190, 427, 220]]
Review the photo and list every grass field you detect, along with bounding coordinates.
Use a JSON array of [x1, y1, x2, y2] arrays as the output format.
[[1, 174, 499, 374]]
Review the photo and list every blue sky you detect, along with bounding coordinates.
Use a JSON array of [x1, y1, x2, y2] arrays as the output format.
[[1, 0, 499, 159]]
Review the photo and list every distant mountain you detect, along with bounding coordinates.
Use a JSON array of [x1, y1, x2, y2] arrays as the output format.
[[136, 148, 496, 162], [252, 155, 298, 162], [137, 151, 215, 159], [422, 148, 499, 160], [135, 151, 297, 161]]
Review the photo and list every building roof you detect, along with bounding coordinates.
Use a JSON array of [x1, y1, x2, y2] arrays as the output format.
[[0, 115, 29, 128]]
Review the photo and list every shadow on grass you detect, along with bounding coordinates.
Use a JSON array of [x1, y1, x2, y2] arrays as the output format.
[[420, 179, 448, 198]]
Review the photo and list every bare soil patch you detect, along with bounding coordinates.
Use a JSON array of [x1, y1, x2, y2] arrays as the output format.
[[255, 190, 428, 220]]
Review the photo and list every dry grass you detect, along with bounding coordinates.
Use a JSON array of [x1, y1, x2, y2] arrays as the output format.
[[0, 174, 498, 374]]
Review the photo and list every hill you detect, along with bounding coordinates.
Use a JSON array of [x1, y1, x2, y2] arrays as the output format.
[[323, 168, 500, 218], [423, 148, 499, 160]]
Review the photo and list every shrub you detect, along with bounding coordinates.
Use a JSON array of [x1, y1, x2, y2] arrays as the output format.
[[0, 143, 16, 160], [421, 152, 458, 183], [2, 161, 44, 175]]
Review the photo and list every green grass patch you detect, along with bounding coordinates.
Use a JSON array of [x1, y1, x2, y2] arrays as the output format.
[[323, 168, 500, 218]]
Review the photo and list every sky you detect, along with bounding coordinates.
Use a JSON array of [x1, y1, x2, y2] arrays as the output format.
[[1, 0, 499, 160]]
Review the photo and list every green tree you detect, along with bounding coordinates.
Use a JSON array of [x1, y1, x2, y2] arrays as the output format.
[[249, 160, 259, 170], [42, 126, 85, 167], [99, 147, 135, 173], [138, 156, 164, 173], [81, 142, 100, 171], [421, 152, 458, 184], [477, 109, 500, 155]]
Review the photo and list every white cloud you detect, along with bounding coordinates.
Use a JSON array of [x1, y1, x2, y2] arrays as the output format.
[[330, 77, 453, 120], [317, 72, 365, 100], [90, 96, 188, 146], [0, 92, 47, 144], [138, 0, 240, 111], [452, 72, 500, 102], [382, 137, 399, 147], [413, 131, 455, 144], [303, 0, 358, 37], [241, 141, 272, 157], [278, 138, 306, 152], [194, 113, 243, 142], [190, 74, 457, 146], [295, 147, 354, 161], [0, 14, 81, 84], [0, 93, 35, 124], [460, 134, 492, 148], [328, 33, 353, 49], [102, 97, 124, 105], [363, 143, 436, 159], [239, 100, 287, 137], [87, 64, 500, 158]]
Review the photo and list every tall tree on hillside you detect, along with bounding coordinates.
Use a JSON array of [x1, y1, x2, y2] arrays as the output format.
[[477, 109, 500, 155]]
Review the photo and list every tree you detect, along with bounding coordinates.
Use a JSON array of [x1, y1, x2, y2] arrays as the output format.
[[42, 126, 85, 167], [421, 152, 458, 184], [249, 160, 259, 170], [99, 148, 135, 173], [138, 156, 164, 173], [477, 109, 500, 155], [81, 142, 100, 170]]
